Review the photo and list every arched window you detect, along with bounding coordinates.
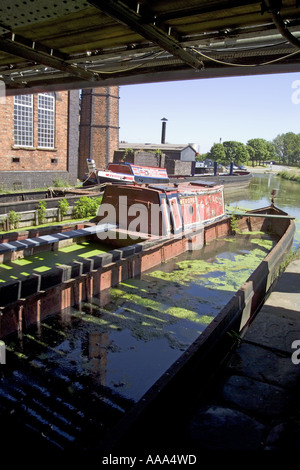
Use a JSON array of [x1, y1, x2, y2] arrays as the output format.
[[14, 94, 33, 147], [38, 92, 55, 148]]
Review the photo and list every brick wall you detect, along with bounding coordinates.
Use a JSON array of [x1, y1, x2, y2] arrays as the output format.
[[67, 89, 80, 181], [78, 87, 119, 179], [0, 91, 79, 190]]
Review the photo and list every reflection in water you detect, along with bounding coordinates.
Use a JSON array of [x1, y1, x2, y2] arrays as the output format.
[[226, 173, 300, 249], [4, 231, 276, 404]]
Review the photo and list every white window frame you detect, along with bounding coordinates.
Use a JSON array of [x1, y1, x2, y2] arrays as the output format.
[[38, 92, 55, 149], [14, 94, 33, 147]]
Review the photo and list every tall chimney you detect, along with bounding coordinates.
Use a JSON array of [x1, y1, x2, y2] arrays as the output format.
[[161, 117, 168, 144]]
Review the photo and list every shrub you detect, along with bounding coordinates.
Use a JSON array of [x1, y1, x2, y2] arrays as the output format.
[[58, 198, 69, 218], [74, 196, 102, 219], [52, 178, 71, 188], [278, 170, 300, 183], [8, 210, 21, 230], [37, 200, 47, 224]]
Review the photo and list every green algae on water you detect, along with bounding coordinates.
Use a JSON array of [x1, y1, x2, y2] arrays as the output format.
[[150, 259, 212, 284], [165, 306, 213, 324], [250, 238, 274, 250]]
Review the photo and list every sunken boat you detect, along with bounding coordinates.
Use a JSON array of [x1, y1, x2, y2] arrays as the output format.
[[0, 179, 295, 453]]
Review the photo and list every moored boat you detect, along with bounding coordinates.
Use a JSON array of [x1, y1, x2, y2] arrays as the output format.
[[83, 159, 169, 186], [95, 180, 225, 245]]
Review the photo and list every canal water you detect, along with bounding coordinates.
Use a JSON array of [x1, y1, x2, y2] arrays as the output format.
[[226, 172, 300, 249], [0, 172, 299, 450]]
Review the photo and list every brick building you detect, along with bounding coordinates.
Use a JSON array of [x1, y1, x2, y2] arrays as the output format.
[[0, 90, 80, 190], [78, 87, 119, 180], [118, 142, 197, 175]]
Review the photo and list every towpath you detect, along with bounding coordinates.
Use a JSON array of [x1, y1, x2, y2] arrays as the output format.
[[186, 254, 300, 451]]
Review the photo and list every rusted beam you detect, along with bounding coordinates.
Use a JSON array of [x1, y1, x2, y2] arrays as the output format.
[[87, 0, 203, 70], [0, 37, 100, 82]]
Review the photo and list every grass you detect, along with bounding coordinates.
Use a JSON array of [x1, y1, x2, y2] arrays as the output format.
[[277, 170, 300, 183]]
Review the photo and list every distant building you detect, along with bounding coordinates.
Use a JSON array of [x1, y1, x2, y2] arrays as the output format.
[[0, 90, 79, 190], [118, 143, 197, 175]]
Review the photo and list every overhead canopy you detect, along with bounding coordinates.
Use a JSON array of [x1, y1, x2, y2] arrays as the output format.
[[1, 0, 300, 94]]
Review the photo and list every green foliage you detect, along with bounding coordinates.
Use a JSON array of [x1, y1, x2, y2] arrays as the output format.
[[278, 170, 300, 183], [37, 200, 47, 225], [8, 210, 21, 230], [147, 148, 163, 155], [223, 141, 250, 165], [123, 148, 133, 160], [207, 143, 226, 164], [230, 211, 239, 234], [205, 137, 281, 167], [246, 138, 269, 166], [52, 178, 71, 188], [195, 152, 207, 161], [74, 196, 103, 219], [272, 132, 300, 166], [266, 141, 277, 161], [58, 198, 69, 218]]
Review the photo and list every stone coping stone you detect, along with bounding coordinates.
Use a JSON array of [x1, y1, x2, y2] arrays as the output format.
[[188, 405, 265, 450], [226, 342, 300, 390], [220, 374, 292, 417], [244, 308, 300, 354], [0, 223, 117, 254], [0, 240, 149, 306]]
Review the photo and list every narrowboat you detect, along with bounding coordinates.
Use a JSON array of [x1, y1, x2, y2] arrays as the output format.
[[84, 159, 169, 186], [95, 180, 225, 245]]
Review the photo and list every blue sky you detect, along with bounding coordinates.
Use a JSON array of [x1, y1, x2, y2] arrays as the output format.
[[119, 71, 300, 154]]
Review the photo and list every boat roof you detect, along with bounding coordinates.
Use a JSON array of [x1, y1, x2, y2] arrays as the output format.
[[108, 162, 167, 171], [108, 181, 223, 193]]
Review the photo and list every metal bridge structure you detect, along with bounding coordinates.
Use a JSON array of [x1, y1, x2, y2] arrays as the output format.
[[0, 0, 300, 95]]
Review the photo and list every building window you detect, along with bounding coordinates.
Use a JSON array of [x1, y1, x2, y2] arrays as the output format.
[[38, 92, 55, 148], [14, 94, 33, 147]]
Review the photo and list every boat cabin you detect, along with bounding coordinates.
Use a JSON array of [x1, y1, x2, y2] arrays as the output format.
[[85, 160, 169, 186], [96, 180, 225, 242]]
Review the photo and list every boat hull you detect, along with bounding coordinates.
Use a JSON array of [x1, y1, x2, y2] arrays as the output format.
[[84, 161, 170, 186]]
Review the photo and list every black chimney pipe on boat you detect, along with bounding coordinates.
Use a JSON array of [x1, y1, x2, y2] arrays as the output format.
[[161, 117, 168, 144]]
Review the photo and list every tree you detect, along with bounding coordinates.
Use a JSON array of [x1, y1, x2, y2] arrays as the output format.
[[272, 132, 300, 165], [272, 134, 285, 163], [247, 138, 269, 166], [246, 145, 255, 166], [223, 141, 250, 165], [195, 152, 207, 161], [266, 141, 277, 162], [207, 143, 226, 164]]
